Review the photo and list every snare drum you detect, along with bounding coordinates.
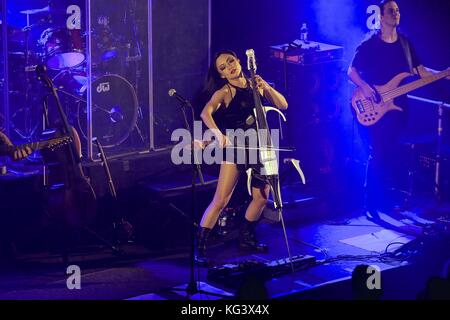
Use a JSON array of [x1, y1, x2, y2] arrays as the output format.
[[39, 27, 85, 70]]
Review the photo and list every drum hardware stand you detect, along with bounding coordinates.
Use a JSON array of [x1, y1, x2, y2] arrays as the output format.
[[125, 0, 146, 145], [54, 87, 111, 115], [15, 12, 37, 142], [132, 114, 146, 145], [51, 68, 72, 83], [16, 14, 34, 140]]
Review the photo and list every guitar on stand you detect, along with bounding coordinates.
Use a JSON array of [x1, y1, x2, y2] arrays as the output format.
[[0, 136, 72, 158], [94, 138, 133, 244], [351, 69, 450, 126]]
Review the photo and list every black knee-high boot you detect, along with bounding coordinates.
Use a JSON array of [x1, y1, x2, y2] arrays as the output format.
[[239, 219, 268, 252], [195, 227, 211, 266]]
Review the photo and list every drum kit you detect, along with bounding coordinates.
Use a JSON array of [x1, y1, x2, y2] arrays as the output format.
[[6, 3, 141, 150]]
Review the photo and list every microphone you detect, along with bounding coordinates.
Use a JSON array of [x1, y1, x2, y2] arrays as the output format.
[[168, 89, 190, 105]]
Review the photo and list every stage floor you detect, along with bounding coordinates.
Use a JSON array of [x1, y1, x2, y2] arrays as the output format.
[[1, 203, 448, 300]]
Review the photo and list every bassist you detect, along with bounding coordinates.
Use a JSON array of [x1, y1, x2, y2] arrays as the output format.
[[347, 0, 449, 219]]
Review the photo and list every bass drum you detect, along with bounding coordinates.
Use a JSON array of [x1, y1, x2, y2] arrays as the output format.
[[77, 74, 138, 148]]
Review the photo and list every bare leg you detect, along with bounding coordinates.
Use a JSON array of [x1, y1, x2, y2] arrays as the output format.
[[245, 184, 270, 221], [200, 162, 240, 229], [239, 184, 270, 252]]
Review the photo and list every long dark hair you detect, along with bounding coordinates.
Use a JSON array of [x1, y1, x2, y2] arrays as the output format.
[[192, 50, 241, 116], [203, 50, 240, 95]]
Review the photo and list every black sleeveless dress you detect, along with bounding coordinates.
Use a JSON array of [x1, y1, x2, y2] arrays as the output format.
[[214, 83, 256, 132], [213, 82, 268, 189]]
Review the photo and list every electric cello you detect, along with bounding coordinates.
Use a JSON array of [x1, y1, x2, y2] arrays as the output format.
[[245, 49, 303, 271]]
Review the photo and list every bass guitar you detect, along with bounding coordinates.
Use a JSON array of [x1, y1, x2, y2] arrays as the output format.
[[351, 69, 449, 126]]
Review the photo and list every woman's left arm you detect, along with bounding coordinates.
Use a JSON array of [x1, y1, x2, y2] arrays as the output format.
[[255, 75, 288, 109]]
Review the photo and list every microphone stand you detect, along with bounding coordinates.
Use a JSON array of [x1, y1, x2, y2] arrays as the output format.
[[166, 98, 227, 299], [183, 100, 202, 295], [180, 100, 204, 186]]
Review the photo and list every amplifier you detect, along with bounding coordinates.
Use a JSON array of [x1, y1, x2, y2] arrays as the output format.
[[414, 151, 449, 198], [270, 39, 344, 66]]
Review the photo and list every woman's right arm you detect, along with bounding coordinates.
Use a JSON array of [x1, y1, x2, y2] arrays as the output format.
[[200, 90, 223, 131], [200, 89, 230, 147]]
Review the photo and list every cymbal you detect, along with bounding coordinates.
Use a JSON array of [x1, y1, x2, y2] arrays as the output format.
[[20, 6, 50, 15]]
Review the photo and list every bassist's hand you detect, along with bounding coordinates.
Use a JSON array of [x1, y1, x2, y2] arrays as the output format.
[[360, 82, 376, 101]]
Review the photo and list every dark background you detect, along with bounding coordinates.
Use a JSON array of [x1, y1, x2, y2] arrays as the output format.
[[210, 0, 450, 177], [211, 0, 449, 70]]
